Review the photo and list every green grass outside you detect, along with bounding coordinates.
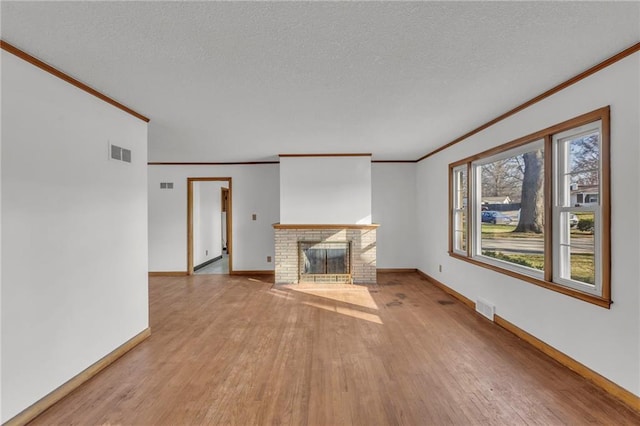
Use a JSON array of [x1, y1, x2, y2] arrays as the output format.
[[481, 224, 515, 233], [481, 224, 542, 239], [482, 251, 595, 284], [479, 211, 595, 284], [575, 212, 594, 220]]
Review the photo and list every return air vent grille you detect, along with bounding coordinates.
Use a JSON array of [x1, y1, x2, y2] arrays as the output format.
[[475, 298, 495, 321], [110, 144, 122, 160], [109, 143, 132, 164]]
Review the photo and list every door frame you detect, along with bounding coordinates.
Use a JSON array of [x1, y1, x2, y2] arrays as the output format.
[[187, 177, 233, 275], [221, 187, 231, 253]]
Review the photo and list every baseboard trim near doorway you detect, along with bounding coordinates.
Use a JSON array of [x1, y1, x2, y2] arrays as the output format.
[[4, 328, 151, 426], [193, 255, 223, 272], [415, 269, 640, 413], [230, 270, 275, 276], [148, 271, 188, 277], [377, 268, 418, 273]]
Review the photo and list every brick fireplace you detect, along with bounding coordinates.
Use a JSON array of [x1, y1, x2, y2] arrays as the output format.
[[273, 224, 378, 284], [276, 154, 376, 284]]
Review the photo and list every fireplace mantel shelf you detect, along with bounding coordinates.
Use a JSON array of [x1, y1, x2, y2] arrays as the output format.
[[272, 223, 380, 230]]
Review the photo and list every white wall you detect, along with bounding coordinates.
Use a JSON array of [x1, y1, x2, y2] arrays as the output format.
[[193, 181, 226, 266], [416, 53, 640, 396], [148, 164, 280, 272], [372, 163, 417, 269], [0, 49, 3, 419], [280, 156, 372, 224], [1, 51, 149, 421], [148, 162, 416, 271]]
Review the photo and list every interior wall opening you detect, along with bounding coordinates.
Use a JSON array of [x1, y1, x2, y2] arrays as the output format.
[[187, 177, 232, 275]]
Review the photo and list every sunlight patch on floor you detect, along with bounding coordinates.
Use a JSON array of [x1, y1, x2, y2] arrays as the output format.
[[268, 287, 293, 299], [302, 301, 383, 324], [285, 285, 379, 310]]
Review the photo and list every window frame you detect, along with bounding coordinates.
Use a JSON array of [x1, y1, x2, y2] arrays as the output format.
[[448, 107, 611, 308], [449, 163, 469, 256], [552, 121, 604, 296], [472, 138, 546, 281]]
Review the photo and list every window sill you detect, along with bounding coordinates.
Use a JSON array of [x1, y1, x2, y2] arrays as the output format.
[[448, 252, 612, 309]]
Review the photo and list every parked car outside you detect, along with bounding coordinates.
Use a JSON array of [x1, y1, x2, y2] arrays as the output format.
[[481, 211, 513, 225]]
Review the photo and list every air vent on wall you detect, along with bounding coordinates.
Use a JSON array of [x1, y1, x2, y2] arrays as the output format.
[[475, 298, 495, 321], [110, 144, 122, 160], [109, 143, 132, 164], [160, 182, 174, 190]]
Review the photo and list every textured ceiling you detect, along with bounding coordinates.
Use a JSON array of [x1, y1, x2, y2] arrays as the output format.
[[2, 1, 639, 162]]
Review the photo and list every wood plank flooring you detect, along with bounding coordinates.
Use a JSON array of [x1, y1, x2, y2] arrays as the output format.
[[30, 272, 639, 425]]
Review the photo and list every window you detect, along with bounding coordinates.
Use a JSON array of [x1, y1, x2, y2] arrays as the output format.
[[449, 107, 610, 307], [475, 140, 545, 279], [553, 121, 602, 294], [451, 165, 468, 255]]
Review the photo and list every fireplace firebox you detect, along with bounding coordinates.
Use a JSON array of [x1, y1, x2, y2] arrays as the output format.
[[273, 224, 378, 284], [299, 241, 351, 283]]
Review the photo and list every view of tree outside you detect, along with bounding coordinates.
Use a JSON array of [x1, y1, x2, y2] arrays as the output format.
[[481, 157, 523, 202], [477, 131, 599, 285], [514, 150, 544, 233], [569, 133, 599, 187], [479, 143, 545, 273]]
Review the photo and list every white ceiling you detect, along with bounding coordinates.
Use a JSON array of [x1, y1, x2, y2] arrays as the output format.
[[2, 1, 639, 162]]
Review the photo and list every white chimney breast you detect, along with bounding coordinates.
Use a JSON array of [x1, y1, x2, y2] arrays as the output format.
[[279, 155, 372, 225]]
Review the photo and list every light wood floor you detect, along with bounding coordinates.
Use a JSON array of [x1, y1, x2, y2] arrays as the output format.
[[31, 272, 639, 425]]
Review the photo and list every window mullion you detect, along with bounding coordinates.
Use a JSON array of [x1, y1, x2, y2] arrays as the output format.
[[466, 163, 476, 257], [544, 135, 553, 282], [471, 163, 481, 258]]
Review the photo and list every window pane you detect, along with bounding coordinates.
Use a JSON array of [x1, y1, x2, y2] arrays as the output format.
[[561, 131, 600, 208], [454, 230, 466, 251], [570, 171, 599, 187], [558, 211, 595, 285], [480, 144, 544, 273], [571, 250, 595, 285], [569, 132, 599, 174], [454, 168, 468, 209], [570, 173, 599, 207], [454, 210, 466, 232]]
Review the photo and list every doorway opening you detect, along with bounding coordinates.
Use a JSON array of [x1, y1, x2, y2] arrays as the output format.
[[187, 177, 233, 275]]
